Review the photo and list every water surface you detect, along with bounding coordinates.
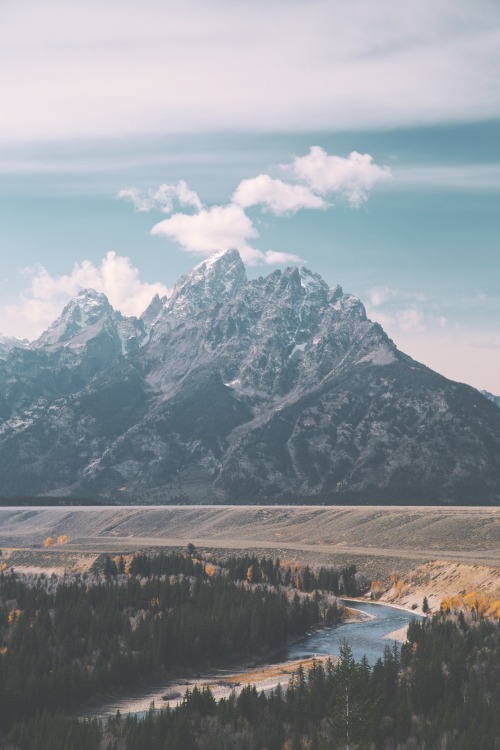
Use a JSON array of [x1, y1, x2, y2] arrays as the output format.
[[288, 600, 423, 665]]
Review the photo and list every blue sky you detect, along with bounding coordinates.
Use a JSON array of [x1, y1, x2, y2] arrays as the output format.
[[0, 0, 499, 392]]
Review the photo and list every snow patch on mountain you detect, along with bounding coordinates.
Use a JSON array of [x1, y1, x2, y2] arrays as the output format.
[[0, 335, 29, 359], [357, 345, 396, 366]]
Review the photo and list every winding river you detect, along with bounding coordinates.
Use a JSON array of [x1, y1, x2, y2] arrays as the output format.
[[81, 600, 423, 719], [288, 600, 423, 665]]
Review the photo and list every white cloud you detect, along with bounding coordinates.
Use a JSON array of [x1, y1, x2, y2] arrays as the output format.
[[1, 252, 168, 340], [290, 147, 391, 207], [232, 175, 327, 215], [117, 181, 202, 213], [1, 1, 499, 143], [369, 286, 391, 307], [151, 204, 257, 256], [128, 146, 386, 265], [366, 298, 446, 335], [150, 204, 301, 265], [262, 250, 303, 265]]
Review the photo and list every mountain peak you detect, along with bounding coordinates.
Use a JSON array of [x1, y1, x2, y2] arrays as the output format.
[[165, 249, 247, 318], [141, 293, 167, 329], [34, 288, 113, 348]]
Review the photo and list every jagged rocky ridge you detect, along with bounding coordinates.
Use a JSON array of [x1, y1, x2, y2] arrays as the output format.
[[482, 391, 500, 409], [1, 249, 499, 503]]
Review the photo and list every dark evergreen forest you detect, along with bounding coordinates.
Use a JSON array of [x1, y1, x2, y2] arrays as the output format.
[[1, 552, 499, 749], [4, 617, 500, 749], [0, 551, 341, 743]]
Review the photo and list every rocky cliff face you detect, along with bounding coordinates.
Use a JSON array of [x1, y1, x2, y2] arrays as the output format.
[[1, 249, 499, 503]]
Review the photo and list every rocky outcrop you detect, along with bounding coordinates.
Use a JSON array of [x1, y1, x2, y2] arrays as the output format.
[[0, 250, 499, 503]]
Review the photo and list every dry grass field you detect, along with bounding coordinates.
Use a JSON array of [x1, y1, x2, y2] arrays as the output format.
[[1, 505, 499, 584]]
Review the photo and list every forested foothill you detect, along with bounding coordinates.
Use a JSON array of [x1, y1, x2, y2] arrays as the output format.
[[0, 550, 346, 743], [1, 551, 499, 749], [3, 616, 500, 750]]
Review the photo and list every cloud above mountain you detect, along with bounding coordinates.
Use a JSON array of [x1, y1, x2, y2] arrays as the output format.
[[1, 252, 168, 340], [289, 148, 391, 207], [120, 147, 390, 264]]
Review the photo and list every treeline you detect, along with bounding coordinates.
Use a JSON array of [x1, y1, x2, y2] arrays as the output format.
[[0, 495, 100, 506], [6, 615, 500, 750], [127, 551, 361, 597], [0, 553, 339, 735], [119, 552, 203, 579], [223, 555, 360, 596]]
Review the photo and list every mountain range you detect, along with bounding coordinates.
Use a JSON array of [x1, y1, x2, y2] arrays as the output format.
[[1, 249, 499, 504]]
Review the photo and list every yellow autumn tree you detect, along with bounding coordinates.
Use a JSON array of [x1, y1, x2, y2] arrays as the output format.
[[56, 534, 70, 545], [205, 562, 217, 577], [43, 537, 54, 548], [440, 595, 453, 613], [394, 579, 408, 599], [486, 600, 500, 619], [370, 580, 385, 599]]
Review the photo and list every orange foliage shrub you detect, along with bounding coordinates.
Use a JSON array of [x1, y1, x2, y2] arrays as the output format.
[[394, 579, 408, 599], [486, 600, 500, 619], [56, 534, 70, 545], [8, 609, 21, 623], [440, 590, 500, 620], [370, 580, 385, 598], [43, 537, 54, 547]]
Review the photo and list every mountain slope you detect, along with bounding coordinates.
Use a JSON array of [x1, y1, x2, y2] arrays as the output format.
[[0, 250, 499, 503], [482, 390, 500, 409]]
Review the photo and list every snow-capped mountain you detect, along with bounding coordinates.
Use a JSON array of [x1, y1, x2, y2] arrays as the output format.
[[1, 249, 499, 504], [33, 288, 147, 356], [0, 334, 29, 359]]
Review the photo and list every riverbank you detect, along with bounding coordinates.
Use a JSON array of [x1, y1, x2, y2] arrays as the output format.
[[78, 654, 334, 719], [343, 596, 428, 617], [78, 614, 351, 720], [79, 600, 420, 720]]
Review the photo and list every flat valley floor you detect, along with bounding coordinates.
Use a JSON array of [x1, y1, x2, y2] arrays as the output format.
[[1, 505, 499, 592]]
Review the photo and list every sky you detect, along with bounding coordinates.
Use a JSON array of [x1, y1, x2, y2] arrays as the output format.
[[0, 0, 499, 392]]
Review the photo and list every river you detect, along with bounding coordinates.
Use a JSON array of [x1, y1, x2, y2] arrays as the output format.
[[288, 599, 423, 665], [80, 600, 423, 719]]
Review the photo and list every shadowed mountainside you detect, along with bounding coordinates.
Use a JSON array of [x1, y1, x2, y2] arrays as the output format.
[[0, 250, 499, 503]]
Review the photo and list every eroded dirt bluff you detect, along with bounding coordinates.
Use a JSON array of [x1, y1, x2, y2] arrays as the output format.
[[1, 505, 500, 579]]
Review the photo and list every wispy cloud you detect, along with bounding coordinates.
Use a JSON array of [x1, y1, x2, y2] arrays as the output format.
[[0, 252, 168, 340], [394, 163, 500, 190], [1, 1, 499, 143], [366, 287, 443, 335], [368, 286, 391, 307], [120, 146, 390, 264], [117, 181, 202, 213]]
